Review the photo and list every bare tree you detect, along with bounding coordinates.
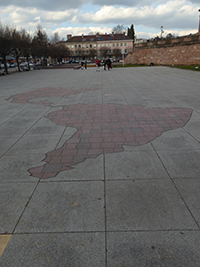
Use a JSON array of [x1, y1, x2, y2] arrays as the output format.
[[0, 23, 13, 74], [88, 48, 97, 61], [112, 24, 126, 34], [100, 47, 109, 59], [113, 48, 121, 60], [11, 28, 22, 72], [50, 32, 60, 45], [31, 24, 48, 65], [21, 30, 32, 69], [50, 43, 69, 64]]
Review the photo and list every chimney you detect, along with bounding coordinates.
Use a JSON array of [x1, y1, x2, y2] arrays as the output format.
[[82, 34, 84, 38], [112, 32, 114, 37], [67, 34, 72, 40]]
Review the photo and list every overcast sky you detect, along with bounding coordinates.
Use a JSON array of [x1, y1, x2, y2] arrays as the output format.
[[0, 0, 199, 40]]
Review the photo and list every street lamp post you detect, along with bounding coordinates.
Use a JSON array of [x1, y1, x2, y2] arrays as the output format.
[[160, 26, 164, 39]]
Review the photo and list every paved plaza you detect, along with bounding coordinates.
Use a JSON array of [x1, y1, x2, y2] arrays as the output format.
[[0, 66, 200, 266]]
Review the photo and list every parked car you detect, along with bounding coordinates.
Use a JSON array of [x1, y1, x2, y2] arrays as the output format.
[[20, 62, 29, 71], [1, 62, 10, 68], [10, 62, 17, 68]]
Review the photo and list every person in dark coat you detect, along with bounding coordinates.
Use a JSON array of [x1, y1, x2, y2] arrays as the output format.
[[106, 58, 112, 70]]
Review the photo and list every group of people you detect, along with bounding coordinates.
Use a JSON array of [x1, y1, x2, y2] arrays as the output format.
[[95, 58, 112, 71]]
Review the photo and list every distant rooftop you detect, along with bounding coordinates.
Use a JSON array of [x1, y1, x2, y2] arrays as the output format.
[[65, 33, 132, 43]]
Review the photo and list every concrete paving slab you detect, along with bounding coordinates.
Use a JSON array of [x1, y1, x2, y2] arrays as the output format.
[[24, 117, 66, 137], [0, 183, 37, 234], [15, 181, 105, 233], [0, 67, 200, 265], [0, 232, 105, 267], [156, 149, 200, 179], [0, 154, 42, 182], [105, 150, 169, 180], [0, 137, 20, 157], [107, 230, 200, 267], [6, 136, 60, 155], [0, 120, 35, 137], [174, 178, 200, 226], [106, 180, 198, 231], [151, 127, 200, 151], [184, 111, 200, 142], [49, 155, 104, 181]]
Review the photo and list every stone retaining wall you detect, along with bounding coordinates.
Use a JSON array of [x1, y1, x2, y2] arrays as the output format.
[[125, 35, 200, 65]]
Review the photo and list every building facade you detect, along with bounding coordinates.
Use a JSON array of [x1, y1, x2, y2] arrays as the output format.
[[63, 32, 133, 61]]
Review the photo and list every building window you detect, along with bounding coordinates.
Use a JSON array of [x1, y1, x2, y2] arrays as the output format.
[[124, 43, 127, 46], [82, 45, 85, 48], [117, 43, 119, 47], [75, 45, 77, 48], [90, 44, 92, 48], [121, 43, 123, 46], [109, 44, 112, 47], [94, 44, 96, 48], [71, 45, 74, 48], [86, 44, 88, 48], [79, 45, 81, 48], [98, 44, 100, 47], [113, 43, 115, 47]]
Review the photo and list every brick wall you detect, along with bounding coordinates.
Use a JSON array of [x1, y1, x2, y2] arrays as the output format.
[[125, 35, 200, 65]]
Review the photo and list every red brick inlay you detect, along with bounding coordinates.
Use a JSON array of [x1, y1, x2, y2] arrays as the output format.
[[7, 87, 100, 106], [28, 104, 192, 179]]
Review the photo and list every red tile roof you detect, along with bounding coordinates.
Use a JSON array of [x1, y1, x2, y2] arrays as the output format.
[[66, 33, 132, 43]]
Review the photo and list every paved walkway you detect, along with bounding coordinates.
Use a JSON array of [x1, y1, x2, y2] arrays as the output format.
[[0, 66, 200, 266]]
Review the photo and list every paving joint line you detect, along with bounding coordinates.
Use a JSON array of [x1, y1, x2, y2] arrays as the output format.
[[150, 142, 200, 230]]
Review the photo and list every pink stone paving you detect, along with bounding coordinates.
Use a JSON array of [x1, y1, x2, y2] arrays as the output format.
[[7, 87, 193, 179], [29, 103, 192, 179], [7, 87, 100, 106]]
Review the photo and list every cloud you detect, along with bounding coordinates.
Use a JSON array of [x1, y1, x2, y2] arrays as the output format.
[[0, 0, 198, 40], [90, 0, 164, 6], [0, 0, 88, 11], [78, 1, 199, 30], [0, 6, 78, 29]]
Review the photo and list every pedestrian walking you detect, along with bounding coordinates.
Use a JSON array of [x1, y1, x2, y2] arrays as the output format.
[[106, 58, 112, 70]]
